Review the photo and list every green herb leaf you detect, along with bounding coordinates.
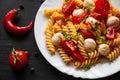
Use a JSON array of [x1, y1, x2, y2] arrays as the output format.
[[97, 35, 106, 42], [103, 30, 107, 35], [65, 0, 69, 2], [63, 32, 70, 40], [83, 64, 91, 70], [67, 17, 71, 21], [85, 6, 91, 11], [62, 18, 66, 23], [92, 23, 96, 29]]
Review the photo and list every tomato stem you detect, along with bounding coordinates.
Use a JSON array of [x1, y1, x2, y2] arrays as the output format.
[[12, 48, 22, 64]]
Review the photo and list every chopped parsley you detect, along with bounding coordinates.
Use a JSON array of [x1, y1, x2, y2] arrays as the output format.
[[82, 6, 91, 11], [63, 32, 70, 40], [103, 30, 107, 35], [62, 17, 71, 23], [65, 0, 69, 2], [96, 35, 106, 42], [62, 18, 67, 23], [83, 64, 91, 70], [72, 33, 82, 40]]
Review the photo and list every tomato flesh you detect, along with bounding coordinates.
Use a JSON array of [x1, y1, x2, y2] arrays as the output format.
[[81, 30, 96, 40], [106, 25, 116, 40], [62, 1, 76, 17], [72, 10, 89, 24], [60, 38, 84, 62], [94, 0, 110, 21]]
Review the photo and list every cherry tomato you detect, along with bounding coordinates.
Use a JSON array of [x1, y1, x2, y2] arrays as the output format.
[[61, 39, 76, 54], [60, 38, 84, 62], [81, 30, 96, 40], [72, 16, 79, 24], [90, 12, 101, 20], [106, 25, 117, 40], [62, 1, 76, 17], [72, 10, 89, 24], [117, 14, 120, 22], [8, 48, 28, 70], [94, 0, 110, 21]]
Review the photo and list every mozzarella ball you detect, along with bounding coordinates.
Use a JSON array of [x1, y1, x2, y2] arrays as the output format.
[[72, 9, 83, 17], [98, 44, 110, 56], [84, 38, 96, 52], [106, 16, 119, 27], [86, 17, 97, 24], [83, 0, 95, 7], [52, 33, 63, 46]]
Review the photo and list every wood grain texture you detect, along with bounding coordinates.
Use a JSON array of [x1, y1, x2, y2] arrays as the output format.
[[0, 0, 120, 80]]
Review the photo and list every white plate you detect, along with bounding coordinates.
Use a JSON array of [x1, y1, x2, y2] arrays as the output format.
[[34, 0, 120, 79]]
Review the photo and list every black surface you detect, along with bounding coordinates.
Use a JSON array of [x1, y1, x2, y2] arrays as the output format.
[[0, 0, 120, 80]]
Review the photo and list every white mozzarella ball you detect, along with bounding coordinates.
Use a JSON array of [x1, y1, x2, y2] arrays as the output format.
[[86, 17, 97, 24], [84, 38, 96, 52], [83, 0, 95, 7], [106, 16, 119, 27], [72, 9, 83, 17], [98, 44, 110, 56], [52, 33, 63, 46]]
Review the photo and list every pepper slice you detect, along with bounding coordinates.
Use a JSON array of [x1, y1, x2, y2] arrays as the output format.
[[3, 8, 33, 35]]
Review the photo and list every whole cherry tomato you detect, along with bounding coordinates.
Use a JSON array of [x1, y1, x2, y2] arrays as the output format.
[[8, 48, 28, 70], [62, 1, 76, 17]]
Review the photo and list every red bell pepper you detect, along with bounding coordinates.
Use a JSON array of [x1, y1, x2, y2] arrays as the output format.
[[60, 38, 84, 62]]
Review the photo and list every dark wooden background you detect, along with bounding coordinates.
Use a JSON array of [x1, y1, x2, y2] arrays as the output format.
[[0, 0, 120, 80]]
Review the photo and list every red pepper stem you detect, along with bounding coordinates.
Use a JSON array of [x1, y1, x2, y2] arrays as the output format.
[[15, 5, 24, 12]]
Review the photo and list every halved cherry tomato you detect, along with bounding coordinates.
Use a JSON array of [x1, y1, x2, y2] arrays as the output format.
[[8, 48, 28, 70], [62, 1, 76, 17], [81, 30, 96, 40], [72, 10, 89, 24], [73, 50, 84, 62], [77, 10, 89, 23], [94, 0, 110, 21], [106, 25, 117, 40], [60, 38, 84, 62], [72, 16, 79, 24], [90, 12, 102, 20], [61, 38, 76, 54]]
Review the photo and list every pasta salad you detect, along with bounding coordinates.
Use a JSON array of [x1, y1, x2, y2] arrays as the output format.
[[44, 0, 120, 70]]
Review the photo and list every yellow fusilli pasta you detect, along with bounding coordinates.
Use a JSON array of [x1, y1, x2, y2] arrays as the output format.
[[88, 50, 99, 59], [44, 8, 62, 17], [106, 47, 120, 61], [77, 36, 89, 59], [45, 29, 56, 55], [57, 47, 73, 65], [74, 57, 98, 69]]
